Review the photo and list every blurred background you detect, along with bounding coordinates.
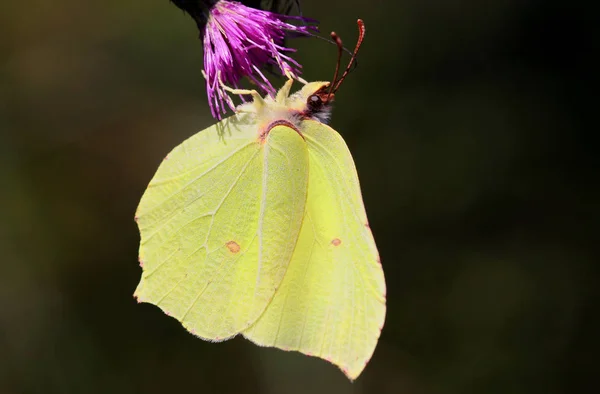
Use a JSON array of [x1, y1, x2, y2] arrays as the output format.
[[1, 0, 597, 393]]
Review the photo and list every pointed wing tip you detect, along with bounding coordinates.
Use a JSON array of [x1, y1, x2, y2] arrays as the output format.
[[335, 357, 369, 381], [132, 291, 145, 304], [242, 333, 373, 381]]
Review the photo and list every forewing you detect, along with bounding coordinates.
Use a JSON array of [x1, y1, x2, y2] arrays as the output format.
[[134, 118, 309, 341], [243, 120, 386, 379]]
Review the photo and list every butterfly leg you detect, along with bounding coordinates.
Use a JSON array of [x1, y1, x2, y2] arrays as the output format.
[[296, 76, 308, 85], [275, 79, 295, 103], [219, 82, 266, 111]]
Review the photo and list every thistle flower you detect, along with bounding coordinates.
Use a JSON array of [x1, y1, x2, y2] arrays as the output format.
[[171, 0, 318, 119]]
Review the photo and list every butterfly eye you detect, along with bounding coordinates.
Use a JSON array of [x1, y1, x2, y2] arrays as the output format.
[[308, 94, 322, 109]]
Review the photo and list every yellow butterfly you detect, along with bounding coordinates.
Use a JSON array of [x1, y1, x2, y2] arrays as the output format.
[[134, 20, 386, 380]]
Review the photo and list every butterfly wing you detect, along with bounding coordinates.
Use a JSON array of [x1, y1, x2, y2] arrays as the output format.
[[243, 120, 386, 379], [134, 118, 309, 341]]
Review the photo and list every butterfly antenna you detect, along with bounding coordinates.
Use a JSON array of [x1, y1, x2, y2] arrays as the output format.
[[327, 32, 344, 99], [332, 19, 366, 94]]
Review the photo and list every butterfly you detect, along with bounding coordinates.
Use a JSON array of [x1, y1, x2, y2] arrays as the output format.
[[134, 20, 386, 380]]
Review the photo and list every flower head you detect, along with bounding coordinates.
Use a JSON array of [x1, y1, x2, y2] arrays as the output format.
[[171, 0, 318, 119]]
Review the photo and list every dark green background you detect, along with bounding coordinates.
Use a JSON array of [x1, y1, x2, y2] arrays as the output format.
[[1, 1, 596, 393]]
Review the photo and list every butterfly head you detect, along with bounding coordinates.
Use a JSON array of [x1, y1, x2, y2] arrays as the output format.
[[285, 81, 334, 124], [305, 82, 335, 121]]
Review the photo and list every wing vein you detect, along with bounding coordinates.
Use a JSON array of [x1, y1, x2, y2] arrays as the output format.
[[142, 142, 256, 215]]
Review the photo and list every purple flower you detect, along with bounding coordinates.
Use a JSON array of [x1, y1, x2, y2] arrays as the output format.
[[171, 1, 318, 119]]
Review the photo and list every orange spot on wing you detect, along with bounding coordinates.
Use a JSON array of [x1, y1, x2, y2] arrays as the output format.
[[331, 238, 342, 246], [226, 241, 241, 253]]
